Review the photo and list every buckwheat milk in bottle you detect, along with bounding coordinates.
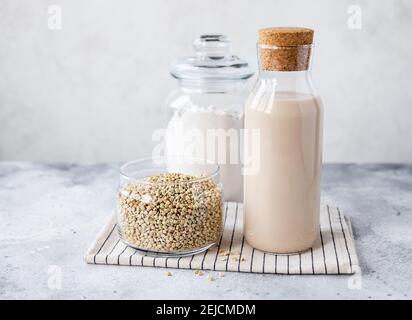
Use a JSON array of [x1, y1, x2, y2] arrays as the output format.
[[244, 27, 323, 254]]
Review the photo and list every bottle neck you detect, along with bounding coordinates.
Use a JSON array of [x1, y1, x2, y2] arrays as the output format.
[[255, 43, 316, 95], [256, 69, 315, 95]]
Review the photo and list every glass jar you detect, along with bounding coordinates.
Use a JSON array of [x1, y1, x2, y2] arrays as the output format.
[[244, 27, 323, 254], [117, 157, 223, 257], [164, 34, 253, 202]]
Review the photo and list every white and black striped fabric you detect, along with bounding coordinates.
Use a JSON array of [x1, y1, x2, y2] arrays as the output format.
[[85, 203, 359, 274]]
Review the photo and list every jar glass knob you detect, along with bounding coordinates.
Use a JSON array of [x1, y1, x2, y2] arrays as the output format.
[[193, 34, 232, 59]]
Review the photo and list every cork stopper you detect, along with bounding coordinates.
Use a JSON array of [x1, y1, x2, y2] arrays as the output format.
[[258, 27, 314, 71]]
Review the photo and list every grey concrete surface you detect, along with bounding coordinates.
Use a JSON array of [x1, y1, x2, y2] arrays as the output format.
[[0, 162, 411, 299]]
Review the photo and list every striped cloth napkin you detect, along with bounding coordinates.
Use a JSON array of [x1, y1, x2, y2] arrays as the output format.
[[85, 202, 359, 275]]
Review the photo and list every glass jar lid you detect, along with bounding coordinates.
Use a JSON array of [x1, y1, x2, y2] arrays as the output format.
[[171, 34, 254, 81]]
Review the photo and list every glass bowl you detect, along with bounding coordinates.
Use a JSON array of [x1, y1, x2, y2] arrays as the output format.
[[117, 157, 223, 257]]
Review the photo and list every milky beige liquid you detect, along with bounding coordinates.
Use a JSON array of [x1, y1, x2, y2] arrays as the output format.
[[244, 91, 323, 253]]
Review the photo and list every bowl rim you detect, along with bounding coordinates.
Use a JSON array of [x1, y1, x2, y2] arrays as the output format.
[[119, 156, 220, 185]]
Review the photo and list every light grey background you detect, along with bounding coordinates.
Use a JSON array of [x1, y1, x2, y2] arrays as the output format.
[[0, 0, 411, 162]]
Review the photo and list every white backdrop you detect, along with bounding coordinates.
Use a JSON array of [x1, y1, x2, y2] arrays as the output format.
[[1, 0, 411, 162]]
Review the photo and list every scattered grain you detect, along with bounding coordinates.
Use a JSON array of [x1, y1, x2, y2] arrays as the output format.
[[207, 275, 216, 282]]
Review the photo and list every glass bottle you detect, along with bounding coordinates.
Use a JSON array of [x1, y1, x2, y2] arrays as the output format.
[[244, 27, 323, 254]]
